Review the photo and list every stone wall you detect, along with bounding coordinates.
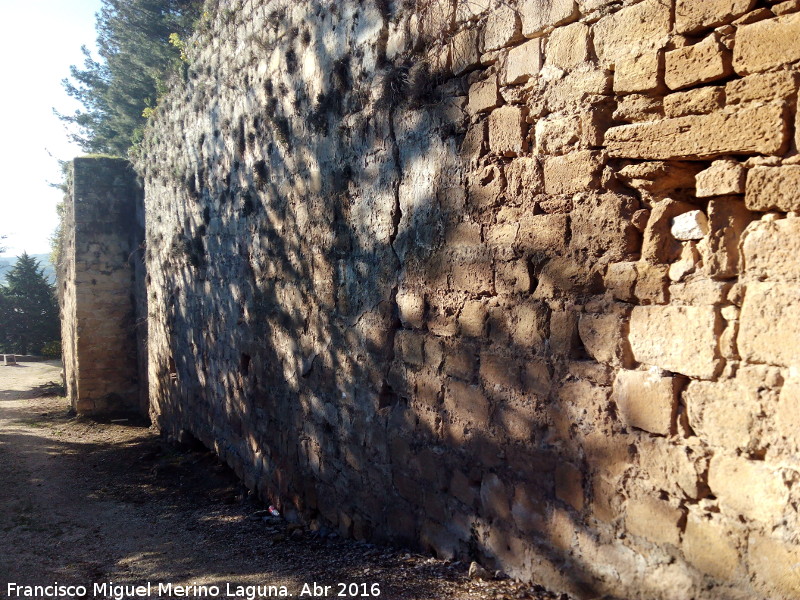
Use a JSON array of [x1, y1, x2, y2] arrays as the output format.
[[59, 157, 146, 416], [137, 1, 800, 598]]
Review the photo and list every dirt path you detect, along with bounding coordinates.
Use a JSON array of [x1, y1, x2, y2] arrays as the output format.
[[0, 361, 563, 600]]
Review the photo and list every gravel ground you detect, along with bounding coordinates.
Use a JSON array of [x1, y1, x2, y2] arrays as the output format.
[[0, 360, 568, 600]]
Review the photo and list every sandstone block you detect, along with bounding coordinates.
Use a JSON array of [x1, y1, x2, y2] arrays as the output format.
[[613, 368, 678, 435], [668, 278, 730, 306], [533, 257, 600, 300], [738, 282, 800, 367], [617, 161, 702, 195], [504, 38, 542, 85], [777, 375, 800, 445], [482, 4, 521, 52], [545, 22, 589, 70], [446, 221, 482, 246], [613, 51, 662, 94], [512, 484, 546, 533], [701, 199, 753, 279], [451, 255, 494, 293], [708, 454, 789, 523], [734, 12, 800, 74], [684, 380, 759, 451], [444, 343, 476, 380], [510, 302, 549, 348], [460, 120, 487, 162], [625, 496, 682, 546], [397, 289, 425, 328], [745, 166, 800, 212], [605, 261, 637, 302], [467, 77, 501, 114], [749, 535, 800, 598], [548, 308, 579, 356], [637, 438, 705, 499], [726, 70, 798, 105], [606, 103, 788, 160], [480, 350, 519, 392], [396, 330, 425, 366], [742, 219, 800, 282], [496, 260, 532, 294], [444, 379, 490, 427], [543, 150, 602, 195], [629, 305, 721, 379], [555, 462, 584, 511], [593, 0, 671, 67], [488, 105, 528, 156], [520, 0, 578, 38], [451, 27, 480, 75], [578, 311, 630, 366], [663, 86, 724, 118], [671, 210, 709, 241], [505, 157, 543, 202], [613, 94, 663, 123], [518, 213, 569, 253], [665, 33, 732, 91], [696, 160, 746, 197], [676, 0, 756, 34], [682, 513, 740, 580], [480, 473, 511, 520], [468, 164, 504, 208], [459, 300, 487, 337], [642, 198, 697, 264]]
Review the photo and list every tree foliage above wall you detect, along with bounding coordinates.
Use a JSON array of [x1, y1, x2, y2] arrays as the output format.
[[58, 0, 204, 157]]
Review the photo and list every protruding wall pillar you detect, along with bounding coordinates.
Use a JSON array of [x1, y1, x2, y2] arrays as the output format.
[[59, 157, 146, 416]]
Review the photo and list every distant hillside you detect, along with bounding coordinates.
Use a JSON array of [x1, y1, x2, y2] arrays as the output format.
[[0, 254, 56, 285]]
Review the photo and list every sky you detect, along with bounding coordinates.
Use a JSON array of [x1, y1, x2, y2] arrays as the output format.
[[0, 0, 103, 258]]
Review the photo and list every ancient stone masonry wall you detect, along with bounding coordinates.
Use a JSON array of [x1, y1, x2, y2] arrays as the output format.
[[59, 157, 147, 416], [138, 1, 800, 598]]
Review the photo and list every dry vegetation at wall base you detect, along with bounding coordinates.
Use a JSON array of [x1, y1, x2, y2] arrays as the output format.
[[61, 0, 800, 598]]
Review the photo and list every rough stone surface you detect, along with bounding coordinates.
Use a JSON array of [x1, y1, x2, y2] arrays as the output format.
[[665, 34, 733, 91], [675, 0, 756, 34], [745, 166, 800, 212], [51, 3, 800, 599], [671, 210, 709, 240], [696, 160, 746, 197], [733, 11, 800, 74], [606, 103, 788, 160], [629, 306, 721, 379], [613, 369, 678, 435]]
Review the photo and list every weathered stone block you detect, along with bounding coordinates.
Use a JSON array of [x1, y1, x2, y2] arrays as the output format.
[[637, 438, 705, 499], [682, 513, 740, 580], [663, 86, 725, 118], [468, 164, 504, 208], [518, 213, 569, 253], [444, 343, 475, 380], [480, 350, 519, 391], [671, 210, 708, 241], [467, 77, 501, 114], [684, 380, 760, 451], [742, 219, 800, 282], [510, 302, 549, 348], [605, 261, 637, 302], [734, 12, 800, 74], [642, 198, 697, 264], [701, 199, 753, 279], [483, 4, 521, 52], [496, 260, 532, 294], [708, 454, 789, 523], [726, 70, 798, 106], [480, 472, 511, 520], [488, 105, 528, 156], [545, 22, 589, 70], [397, 288, 426, 328], [451, 27, 481, 75], [555, 462, 584, 511], [613, 369, 678, 435], [625, 496, 682, 546], [505, 157, 543, 202], [593, 0, 671, 67], [696, 160, 746, 197], [745, 166, 800, 212], [578, 311, 630, 366], [738, 282, 800, 367], [520, 0, 578, 37], [606, 103, 788, 160], [749, 535, 800, 598], [444, 379, 490, 427], [629, 305, 721, 379], [504, 38, 542, 85], [543, 151, 602, 195], [665, 33, 732, 91], [396, 330, 425, 367], [613, 51, 662, 94], [675, 0, 756, 34], [459, 300, 487, 337]]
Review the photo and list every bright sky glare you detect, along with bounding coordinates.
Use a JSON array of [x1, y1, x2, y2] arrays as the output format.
[[0, 0, 103, 257]]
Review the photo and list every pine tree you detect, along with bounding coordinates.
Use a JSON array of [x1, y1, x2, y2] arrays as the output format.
[[0, 253, 60, 355], [57, 0, 203, 156]]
